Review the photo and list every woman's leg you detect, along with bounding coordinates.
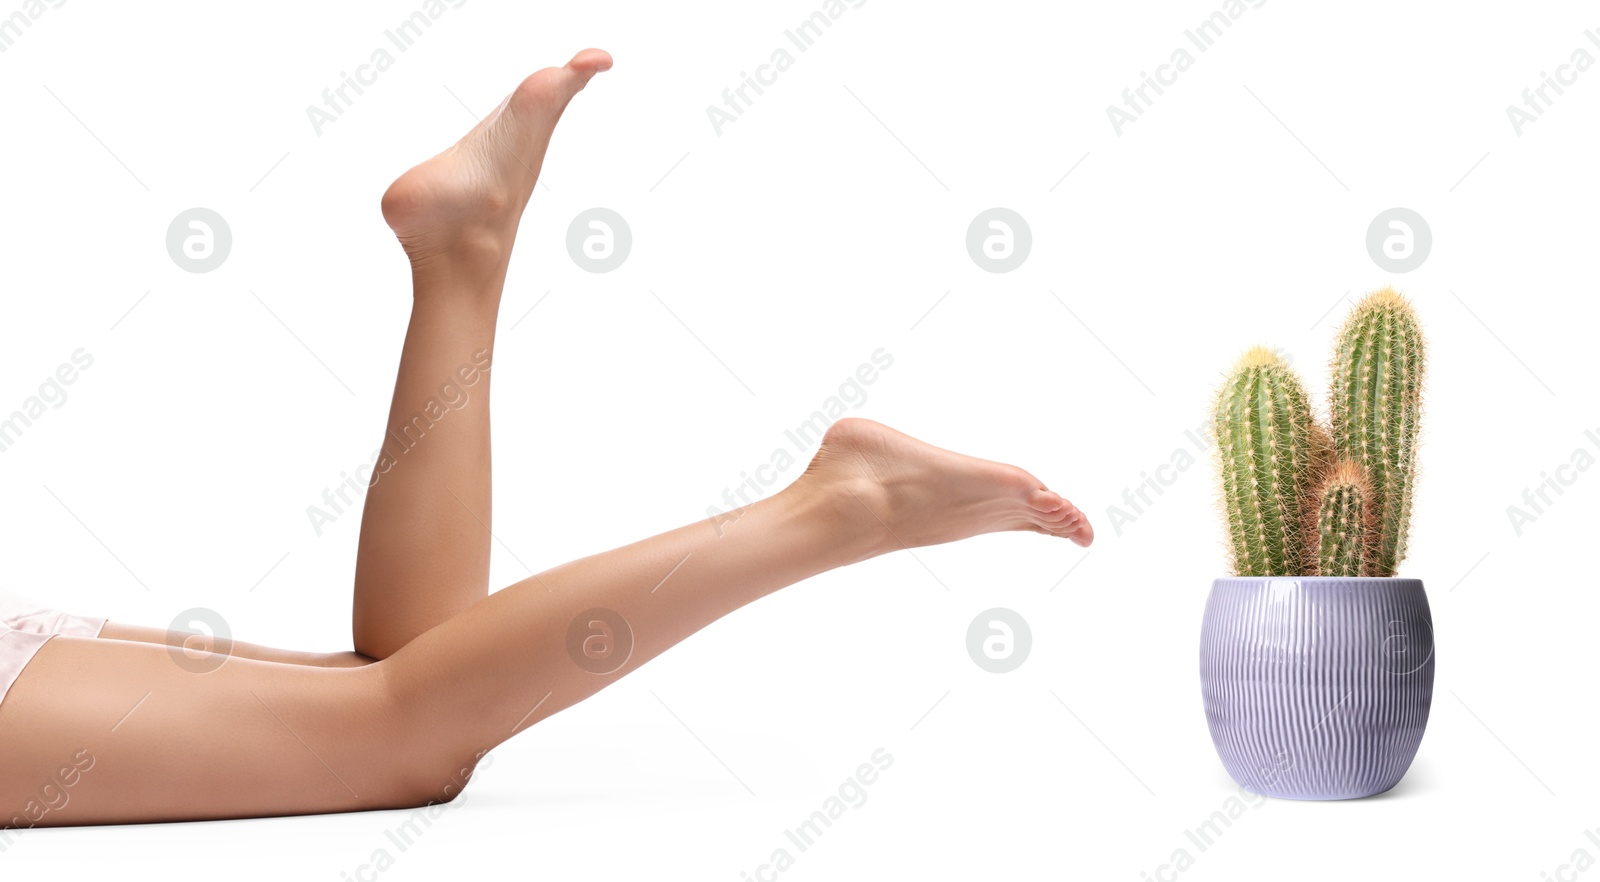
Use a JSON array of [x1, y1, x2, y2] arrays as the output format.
[[85, 54, 610, 663], [0, 419, 1089, 826], [377, 419, 1093, 767], [351, 49, 613, 659], [79, 54, 612, 665]]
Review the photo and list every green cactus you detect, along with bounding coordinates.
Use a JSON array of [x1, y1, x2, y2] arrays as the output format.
[[1329, 288, 1425, 577], [1311, 459, 1376, 577], [1211, 289, 1426, 578], [1212, 346, 1321, 576]]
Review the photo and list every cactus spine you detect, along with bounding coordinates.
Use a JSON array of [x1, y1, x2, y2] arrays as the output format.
[[1212, 346, 1320, 576], [1312, 459, 1376, 577], [1330, 289, 1425, 577]]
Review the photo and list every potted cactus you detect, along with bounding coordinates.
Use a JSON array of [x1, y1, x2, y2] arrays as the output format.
[[1199, 288, 1435, 799]]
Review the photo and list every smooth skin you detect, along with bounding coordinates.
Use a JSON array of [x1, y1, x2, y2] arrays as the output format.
[[0, 50, 1092, 827]]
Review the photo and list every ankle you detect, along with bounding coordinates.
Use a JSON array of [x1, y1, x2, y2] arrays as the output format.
[[405, 230, 516, 291], [782, 472, 890, 565]]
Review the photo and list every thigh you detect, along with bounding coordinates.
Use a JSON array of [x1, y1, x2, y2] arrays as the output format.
[[97, 622, 374, 668], [0, 636, 418, 828]]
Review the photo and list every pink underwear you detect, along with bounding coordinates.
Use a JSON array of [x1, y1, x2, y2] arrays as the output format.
[[0, 589, 106, 705]]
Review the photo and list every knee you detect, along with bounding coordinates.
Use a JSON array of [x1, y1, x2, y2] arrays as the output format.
[[351, 623, 406, 662]]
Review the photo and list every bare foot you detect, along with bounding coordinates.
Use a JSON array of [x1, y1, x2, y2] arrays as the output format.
[[380, 49, 612, 272], [800, 418, 1093, 558]]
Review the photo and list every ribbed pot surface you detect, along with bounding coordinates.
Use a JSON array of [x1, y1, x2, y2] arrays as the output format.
[[1199, 577, 1434, 799]]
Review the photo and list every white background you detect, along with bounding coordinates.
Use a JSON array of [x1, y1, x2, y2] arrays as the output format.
[[1, 0, 1597, 879]]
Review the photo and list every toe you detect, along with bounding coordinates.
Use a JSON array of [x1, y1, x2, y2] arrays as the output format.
[[1051, 504, 1082, 524], [511, 50, 612, 115], [1036, 506, 1092, 545], [1028, 488, 1065, 512], [1037, 499, 1082, 524], [568, 48, 614, 74]]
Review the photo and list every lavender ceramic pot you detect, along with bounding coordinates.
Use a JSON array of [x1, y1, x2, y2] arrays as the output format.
[[1199, 577, 1435, 800]]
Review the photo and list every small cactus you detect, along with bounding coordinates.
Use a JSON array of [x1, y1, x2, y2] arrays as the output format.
[[1330, 288, 1425, 576], [1212, 346, 1321, 576], [1211, 288, 1426, 578], [1311, 459, 1377, 577]]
